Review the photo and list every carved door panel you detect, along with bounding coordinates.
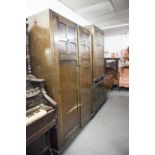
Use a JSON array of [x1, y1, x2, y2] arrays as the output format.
[[98, 33, 104, 75], [93, 30, 104, 81], [56, 18, 80, 141], [93, 30, 98, 80], [79, 28, 92, 125]]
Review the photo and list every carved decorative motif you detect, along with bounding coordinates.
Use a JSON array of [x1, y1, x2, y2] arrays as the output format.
[[26, 18, 36, 80]]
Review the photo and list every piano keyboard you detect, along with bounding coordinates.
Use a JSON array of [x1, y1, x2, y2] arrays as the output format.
[[26, 108, 47, 126]]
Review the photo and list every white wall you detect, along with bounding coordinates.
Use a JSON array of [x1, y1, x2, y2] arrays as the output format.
[[104, 31, 129, 58], [26, 0, 90, 26]]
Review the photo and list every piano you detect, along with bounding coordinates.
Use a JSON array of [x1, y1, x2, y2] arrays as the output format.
[[26, 19, 57, 155], [26, 77, 57, 145]]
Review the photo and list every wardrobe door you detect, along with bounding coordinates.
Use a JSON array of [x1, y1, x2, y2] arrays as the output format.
[[55, 16, 80, 142], [93, 29, 104, 81], [98, 33, 104, 76], [78, 27, 93, 126]]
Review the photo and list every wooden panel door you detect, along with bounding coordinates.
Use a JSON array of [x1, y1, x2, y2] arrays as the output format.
[[55, 16, 80, 141], [93, 29, 104, 81], [78, 27, 93, 126]]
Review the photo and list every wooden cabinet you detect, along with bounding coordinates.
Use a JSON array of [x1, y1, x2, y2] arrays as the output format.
[[104, 58, 120, 88], [56, 13, 80, 144], [78, 26, 93, 126], [85, 25, 106, 113], [28, 9, 107, 154], [86, 25, 104, 82], [28, 9, 80, 154], [27, 130, 52, 155], [119, 67, 129, 88], [119, 49, 129, 88]]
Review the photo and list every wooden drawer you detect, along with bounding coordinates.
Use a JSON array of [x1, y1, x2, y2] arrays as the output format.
[[92, 79, 107, 113]]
